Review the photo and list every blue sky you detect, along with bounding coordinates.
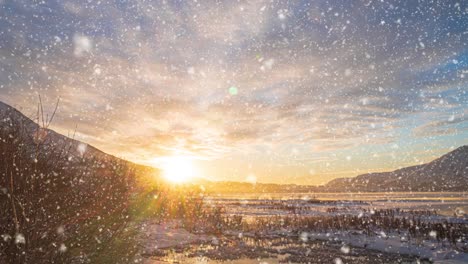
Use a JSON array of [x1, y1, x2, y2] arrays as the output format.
[[0, 0, 466, 184]]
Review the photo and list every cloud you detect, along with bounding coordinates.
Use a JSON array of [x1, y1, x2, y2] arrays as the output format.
[[412, 110, 468, 138], [0, 0, 466, 183]]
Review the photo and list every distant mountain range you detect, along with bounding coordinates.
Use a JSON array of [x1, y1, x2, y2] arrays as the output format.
[[325, 145, 468, 192], [190, 146, 468, 193]]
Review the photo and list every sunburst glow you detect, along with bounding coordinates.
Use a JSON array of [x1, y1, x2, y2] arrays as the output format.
[[160, 156, 197, 184]]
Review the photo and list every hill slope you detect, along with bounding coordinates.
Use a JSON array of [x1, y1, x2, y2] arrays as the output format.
[[325, 146, 468, 192], [0, 101, 156, 263], [0, 101, 128, 166]]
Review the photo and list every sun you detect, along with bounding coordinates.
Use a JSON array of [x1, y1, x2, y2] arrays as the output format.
[[161, 156, 197, 184]]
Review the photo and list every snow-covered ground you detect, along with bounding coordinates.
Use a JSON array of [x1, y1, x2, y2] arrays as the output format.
[[204, 192, 468, 263], [306, 231, 468, 264], [136, 193, 467, 263]]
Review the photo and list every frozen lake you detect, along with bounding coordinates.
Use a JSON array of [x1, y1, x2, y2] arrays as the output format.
[[204, 192, 468, 218]]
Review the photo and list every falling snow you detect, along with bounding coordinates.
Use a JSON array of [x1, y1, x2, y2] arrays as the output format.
[[0, 0, 467, 263]]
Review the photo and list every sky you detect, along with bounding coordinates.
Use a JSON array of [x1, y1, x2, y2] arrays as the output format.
[[0, 0, 466, 185]]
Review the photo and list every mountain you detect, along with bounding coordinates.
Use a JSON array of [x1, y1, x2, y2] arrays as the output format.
[[190, 146, 468, 194], [0, 101, 157, 263], [1, 101, 127, 166], [0, 100, 158, 175], [325, 146, 468, 192]]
